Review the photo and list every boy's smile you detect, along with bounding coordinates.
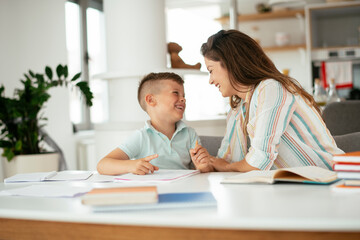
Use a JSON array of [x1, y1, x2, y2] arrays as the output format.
[[152, 80, 186, 122]]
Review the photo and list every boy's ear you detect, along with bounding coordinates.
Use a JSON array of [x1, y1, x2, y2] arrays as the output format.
[[145, 94, 156, 107]]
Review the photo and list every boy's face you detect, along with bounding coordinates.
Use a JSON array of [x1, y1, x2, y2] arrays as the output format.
[[152, 80, 185, 123]]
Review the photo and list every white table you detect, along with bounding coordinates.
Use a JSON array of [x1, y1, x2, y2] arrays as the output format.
[[0, 172, 359, 239]]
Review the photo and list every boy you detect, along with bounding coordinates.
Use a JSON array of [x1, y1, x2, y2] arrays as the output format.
[[97, 72, 212, 175]]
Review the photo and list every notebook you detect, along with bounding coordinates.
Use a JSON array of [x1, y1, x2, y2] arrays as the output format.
[[90, 192, 217, 212]]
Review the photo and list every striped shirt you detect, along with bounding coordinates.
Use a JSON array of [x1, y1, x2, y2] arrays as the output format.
[[217, 80, 344, 170]]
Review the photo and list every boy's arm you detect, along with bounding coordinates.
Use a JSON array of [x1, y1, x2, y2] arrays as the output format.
[[97, 148, 159, 175]]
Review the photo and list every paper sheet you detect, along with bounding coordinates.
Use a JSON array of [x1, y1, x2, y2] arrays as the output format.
[[87, 173, 116, 182], [0, 185, 92, 198], [114, 169, 200, 182], [4, 171, 93, 183], [4, 171, 57, 183], [47, 171, 93, 181]]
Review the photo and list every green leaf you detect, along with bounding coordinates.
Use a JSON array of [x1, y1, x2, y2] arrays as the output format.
[[64, 65, 68, 78], [76, 81, 94, 107], [24, 74, 31, 81], [56, 64, 63, 79], [29, 70, 35, 78], [35, 73, 44, 81], [15, 140, 22, 151], [45, 66, 53, 80], [71, 72, 81, 81], [0, 140, 12, 148], [3, 148, 15, 161]]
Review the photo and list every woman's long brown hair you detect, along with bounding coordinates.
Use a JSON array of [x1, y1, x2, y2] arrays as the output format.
[[201, 29, 320, 134]]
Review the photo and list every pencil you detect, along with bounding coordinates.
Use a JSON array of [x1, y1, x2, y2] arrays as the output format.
[[195, 140, 198, 148]]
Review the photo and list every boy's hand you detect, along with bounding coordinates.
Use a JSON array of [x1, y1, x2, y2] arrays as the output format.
[[190, 144, 214, 172], [130, 154, 159, 175], [190, 144, 210, 165]]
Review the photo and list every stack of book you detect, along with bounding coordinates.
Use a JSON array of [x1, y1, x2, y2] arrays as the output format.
[[81, 186, 159, 206], [81, 185, 217, 212], [331, 179, 360, 192], [333, 151, 360, 180]]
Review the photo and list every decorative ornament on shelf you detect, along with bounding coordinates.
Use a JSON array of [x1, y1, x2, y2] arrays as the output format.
[[256, 3, 272, 13], [268, 0, 306, 11], [167, 42, 201, 70]]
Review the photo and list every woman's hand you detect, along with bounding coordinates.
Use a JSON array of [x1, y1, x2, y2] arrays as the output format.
[[129, 154, 159, 175], [210, 157, 231, 172]]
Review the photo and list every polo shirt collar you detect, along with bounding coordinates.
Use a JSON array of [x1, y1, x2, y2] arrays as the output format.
[[145, 120, 187, 134]]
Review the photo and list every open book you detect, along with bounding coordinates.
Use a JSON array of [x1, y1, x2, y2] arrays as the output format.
[[221, 166, 337, 184]]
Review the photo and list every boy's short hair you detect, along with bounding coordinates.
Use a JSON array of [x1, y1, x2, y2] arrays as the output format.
[[138, 72, 184, 112]]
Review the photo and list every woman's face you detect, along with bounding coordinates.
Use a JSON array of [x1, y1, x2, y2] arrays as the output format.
[[205, 57, 248, 99], [205, 57, 236, 98]]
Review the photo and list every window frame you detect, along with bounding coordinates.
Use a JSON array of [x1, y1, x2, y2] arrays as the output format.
[[67, 0, 103, 131]]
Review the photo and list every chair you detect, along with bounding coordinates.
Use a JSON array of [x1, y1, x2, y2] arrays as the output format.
[[199, 136, 223, 156], [322, 100, 360, 136], [333, 132, 360, 153]]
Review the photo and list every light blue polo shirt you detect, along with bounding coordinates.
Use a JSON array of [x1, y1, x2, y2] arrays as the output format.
[[119, 120, 200, 169]]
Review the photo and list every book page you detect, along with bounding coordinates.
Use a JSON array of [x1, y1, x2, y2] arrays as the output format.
[[221, 170, 276, 184], [274, 166, 336, 183]]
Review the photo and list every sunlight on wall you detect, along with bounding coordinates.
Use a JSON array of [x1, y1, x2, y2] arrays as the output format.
[[166, 5, 228, 120]]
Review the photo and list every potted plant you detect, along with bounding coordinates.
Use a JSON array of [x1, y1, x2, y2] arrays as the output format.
[[0, 64, 93, 177]]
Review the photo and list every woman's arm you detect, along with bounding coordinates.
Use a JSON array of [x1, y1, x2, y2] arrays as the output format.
[[210, 156, 259, 172], [97, 148, 158, 175], [245, 81, 296, 170]]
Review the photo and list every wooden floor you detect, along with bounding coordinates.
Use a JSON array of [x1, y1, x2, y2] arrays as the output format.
[[1, 218, 359, 240]]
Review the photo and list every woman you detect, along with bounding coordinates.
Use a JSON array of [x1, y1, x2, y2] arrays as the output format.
[[194, 29, 343, 172]]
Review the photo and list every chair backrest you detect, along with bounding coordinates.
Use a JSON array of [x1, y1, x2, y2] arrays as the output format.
[[333, 132, 360, 153], [322, 100, 360, 136], [199, 135, 223, 156]]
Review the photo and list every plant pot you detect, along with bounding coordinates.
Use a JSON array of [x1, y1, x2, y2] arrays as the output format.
[[2, 153, 59, 178]]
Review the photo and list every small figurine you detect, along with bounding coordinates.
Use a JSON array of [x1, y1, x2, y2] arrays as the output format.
[[167, 42, 201, 69]]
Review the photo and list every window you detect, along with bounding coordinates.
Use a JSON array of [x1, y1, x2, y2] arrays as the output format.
[[65, 0, 107, 131], [166, 5, 228, 120], [66, 2, 229, 126]]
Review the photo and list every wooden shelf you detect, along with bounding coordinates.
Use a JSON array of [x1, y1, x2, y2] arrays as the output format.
[[216, 9, 305, 24], [263, 44, 306, 52], [311, 45, 360, 51]]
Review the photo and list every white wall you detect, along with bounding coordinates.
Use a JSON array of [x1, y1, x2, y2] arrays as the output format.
[[0, 0, 76, 170]]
